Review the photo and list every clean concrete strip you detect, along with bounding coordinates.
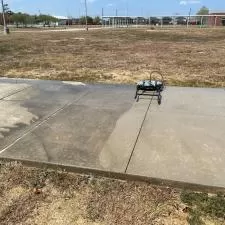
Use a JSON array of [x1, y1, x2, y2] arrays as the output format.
[[99, 96, 153, 173], [126, 87, 225, 188], [124, 95, 154, 173], [1, 156, 225, 193], [0, 90, 90, 155]]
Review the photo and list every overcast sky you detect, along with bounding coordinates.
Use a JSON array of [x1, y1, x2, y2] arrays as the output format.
[[6, 0, 225, 17]]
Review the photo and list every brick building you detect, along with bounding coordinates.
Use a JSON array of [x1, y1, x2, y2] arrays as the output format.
[[208, 12, 225, 26]]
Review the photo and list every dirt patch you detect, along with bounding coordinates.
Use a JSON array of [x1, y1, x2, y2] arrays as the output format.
[[0, 28, 225, 87]]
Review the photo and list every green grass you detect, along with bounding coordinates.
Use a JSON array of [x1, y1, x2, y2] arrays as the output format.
[[181, 191, 225, 224]]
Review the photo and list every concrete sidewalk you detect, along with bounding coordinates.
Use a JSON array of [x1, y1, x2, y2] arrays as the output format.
[[0, 78, 225, 188]]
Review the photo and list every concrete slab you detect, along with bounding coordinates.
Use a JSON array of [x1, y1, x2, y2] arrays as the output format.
[[149, 87, 225, 116], [0, 83, 29, 99], [0, 104, 132, 169], [99, 98, 151, 172], [0, 80, 142, 172], [1, 79, 225, 188], [127, 87, 225, 187], [0, 81, 88, 150]]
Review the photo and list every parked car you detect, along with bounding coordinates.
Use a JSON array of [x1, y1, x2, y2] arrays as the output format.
[[176, 16, 187, 25], [161, 17, 173, 25]]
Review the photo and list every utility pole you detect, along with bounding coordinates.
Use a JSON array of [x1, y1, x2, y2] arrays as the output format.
[[84, 0, 88, 31], [101, 7, 104, 27], [1, 0, 8, 34], [187, 8, 192, 28], [126, 1, 128, 27]]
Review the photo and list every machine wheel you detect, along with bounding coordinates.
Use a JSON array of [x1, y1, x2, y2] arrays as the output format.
[[158, 94, 162, 105], [136, 95, 139, 102], [134, 91, 137, 99], [135, 88, 139, 99]]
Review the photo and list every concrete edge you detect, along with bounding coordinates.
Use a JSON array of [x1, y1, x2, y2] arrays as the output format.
[[0, 156, 224, 193], [0, 77, 134, 88], [1, 77, 225, 90]]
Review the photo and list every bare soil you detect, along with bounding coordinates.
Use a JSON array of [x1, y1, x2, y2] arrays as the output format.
[[0, 28, 225, 87]]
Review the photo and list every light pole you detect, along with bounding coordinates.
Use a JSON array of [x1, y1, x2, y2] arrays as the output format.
[[126, 1, 128, 27], [187, 8, 192, 28], [84, 0, 88, 31], [101, 7, 104, 27], [1, 0, 8, 34]]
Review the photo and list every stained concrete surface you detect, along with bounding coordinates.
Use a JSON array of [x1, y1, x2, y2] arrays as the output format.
[[0, 78, 225, 188], [0, 81, 87, 150], [0, 79, 136, 172], [0, 83, 29, 99]]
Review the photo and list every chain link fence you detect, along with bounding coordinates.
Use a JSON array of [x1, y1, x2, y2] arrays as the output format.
[[102, 15, 225, 28]]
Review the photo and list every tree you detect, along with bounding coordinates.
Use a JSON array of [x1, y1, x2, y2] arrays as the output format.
[[93, 16, 101, 25], [11, 12, 27, 27], [3, 3, 9, 12], [28, 15, 36, 26], [196, 6, 209, 26], [37, 14, 58, 26], [80, 16, 93, 25], [197, 6, 209, 15], [0, 2, 10, 26], [38, 14, 50, 26], [86, 16, 93, 25]]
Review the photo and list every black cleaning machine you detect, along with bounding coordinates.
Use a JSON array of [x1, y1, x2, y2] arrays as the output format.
[[135, 71, 165, 104]]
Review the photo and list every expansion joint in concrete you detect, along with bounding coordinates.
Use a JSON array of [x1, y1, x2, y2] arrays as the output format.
[[124, 95, 154, 173], [0, 90, 90, 155], [0, 86, 31, 101]]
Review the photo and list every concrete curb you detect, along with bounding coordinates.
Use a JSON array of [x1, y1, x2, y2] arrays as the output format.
[[1, 157, 224, 194]]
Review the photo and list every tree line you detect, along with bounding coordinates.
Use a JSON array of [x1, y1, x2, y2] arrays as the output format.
[[0, 3, 60, 28], [0, 9, 101, 27], [1, 5, 208, 27]]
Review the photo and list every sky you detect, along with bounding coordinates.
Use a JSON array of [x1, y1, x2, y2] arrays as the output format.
[[6, 0, 225, 17]]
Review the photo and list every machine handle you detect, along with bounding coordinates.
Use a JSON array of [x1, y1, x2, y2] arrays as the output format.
[[149, 70, 164, 82]]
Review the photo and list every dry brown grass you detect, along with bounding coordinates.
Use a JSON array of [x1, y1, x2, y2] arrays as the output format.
[[0, 28, 225, 87], [0, 161, 187, 225], [0, 161, 224, 225]]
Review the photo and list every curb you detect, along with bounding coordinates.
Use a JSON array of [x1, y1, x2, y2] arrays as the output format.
[[1, 157, 224, 193]]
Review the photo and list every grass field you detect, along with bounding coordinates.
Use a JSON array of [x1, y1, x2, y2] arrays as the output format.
[[0, 28, 225, 87], [1, 28, 225, 225], [0, 162, 225, 225]]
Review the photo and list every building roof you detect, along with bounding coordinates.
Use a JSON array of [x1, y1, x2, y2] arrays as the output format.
[[53, 16, 69, 20], [209, 10, 225, 14]]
